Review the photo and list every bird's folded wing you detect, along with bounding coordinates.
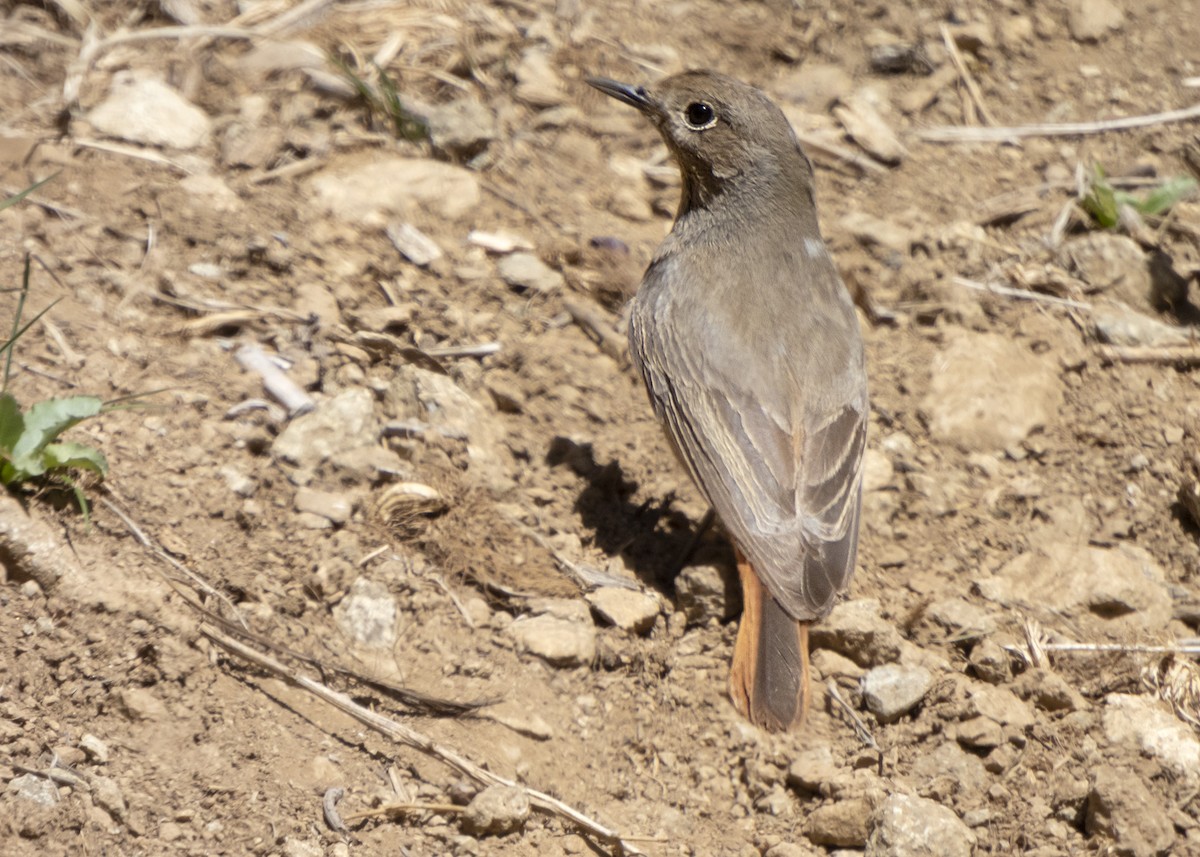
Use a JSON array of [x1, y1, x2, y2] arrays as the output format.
[[634, 318, 866, 621]]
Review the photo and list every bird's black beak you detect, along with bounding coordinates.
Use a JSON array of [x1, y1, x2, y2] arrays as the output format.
[[586, 77, 652, 111]]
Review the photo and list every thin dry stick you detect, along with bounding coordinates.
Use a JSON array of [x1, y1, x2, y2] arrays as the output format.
[[234, 344, 316, 417], [424, 342, 502, 359], [201, 625, 657, 855], [1033, 642, 1200, 655], [99, 493, 247, 628], [72, 139, 192, 173], [827, 680, 879, 752], [1098, 345, 1200, 366], [918, 102, 1200, 142], [794, 131, 888, 175], [951, 276, 1093, 311], [343, 802, 465, 821], [940, 24, 997, 126], [562, 297, 627, 363]]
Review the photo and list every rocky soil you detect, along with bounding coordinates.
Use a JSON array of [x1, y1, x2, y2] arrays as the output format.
[[2, 1, 1200, 856]]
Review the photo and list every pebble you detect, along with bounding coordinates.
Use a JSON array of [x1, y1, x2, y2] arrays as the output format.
[[461, 785, 530, 836], [1014, 668, 1086, 712], [332, 578, 398, 649], [867, 794, 976, 857], [1093, 305, 1192, 348], [833, 87, 907, 165], [1063, 233, 1156, 312], [787, 746, 842, 793], [776, 63, 854, 111], [1085, 766, 1175, 857], [860, 664, 932, 723], [909, 743, 989, 802], [273, 388, 378, 472], [923, 331, 1062, 452], [765, 844, 816, 857], [420, 96, 498, 161], [311, 156, 481, 224], [294, 488, 353, 525], [955, 716, 1005, 750], [978, 543, 1173, 633], [118, 686, 170, 722], [1102, 694, 1200, 784], [9, 773, 59, 806], [93, 775, 127, 821], [80, 733, 110, 763], [967, 638, 1012, 684], [675, 560, 740, 623], [507, 600, 596, 667], [386, 222, 443, 267], [86, 71, 211, 150], [809, 599, 903, 667], [925, 598, 997, 642], [514, 49, 566, 108], [807, 797, 871, 846], [586, 587, 660, 635], [497, 252, 565, 294], [1068, 0, 1125, 42]]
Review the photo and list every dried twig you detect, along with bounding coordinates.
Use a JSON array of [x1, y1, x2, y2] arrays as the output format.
[[201, 624, 656, 855], [827, 681, 880, 752], [1098, 345, 1200, 366], [71, 138, 192, 173], [918, 102, 1200, 143], [951, 276, 1093, 311], [940, 24, 997, 127], [424, 342, 502, 359], [563, 297, 627, 363], [234, 344, 316, 418]]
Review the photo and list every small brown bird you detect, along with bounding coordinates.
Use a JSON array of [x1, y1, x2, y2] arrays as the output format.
[[589, 70, 868, 732]]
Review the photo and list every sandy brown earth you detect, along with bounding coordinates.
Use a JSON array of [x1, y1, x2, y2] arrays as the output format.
[[2, 1, 1200, 855]]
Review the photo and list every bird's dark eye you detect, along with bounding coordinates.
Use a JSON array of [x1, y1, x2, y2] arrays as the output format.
[[683, 101, 716, 129]]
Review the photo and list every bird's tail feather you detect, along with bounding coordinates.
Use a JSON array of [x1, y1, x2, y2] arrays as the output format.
[[729, 550, 811, 732]]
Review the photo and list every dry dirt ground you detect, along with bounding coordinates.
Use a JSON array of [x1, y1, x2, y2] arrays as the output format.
[[2, 1, 1200, 856]]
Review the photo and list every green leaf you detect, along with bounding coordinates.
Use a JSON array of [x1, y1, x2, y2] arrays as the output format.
[[10, 396, 104, 463], [0, 173, 59, 213], [1079, 166, 1119, 228], [0, 392, 24, 454], [42, 441, 108, 477], [1133, 176, 1198, 216]]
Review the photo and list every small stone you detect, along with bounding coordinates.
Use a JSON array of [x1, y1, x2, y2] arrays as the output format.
[[839, 211, 912, 256], [833, 87, 907, 165], [1086, 767, 1175, 857], [461, 785, 531, 836], [497, 253, 565, 294], [969, 685, 1035, 730], [586, 587, 660, 634], [333, 578, 398, 649], [926, 598, 997, 643], [787, 746, 842, 793], [294, 488, 353, 525], [118, 687, 170, 722], [808, 798, 871, 847], [9, 773, 58, 806], [1063, 233, 1155, 312], [159, 821, 185, 841], [968, 638, 1012, 684], [514, 49, 566, 108], [386, 222, 443, 267], [420, 96, 497, 161], [811, 648, 865, 679], [86, 71, 211, 150], [273, 388, 378, 472], [1068, 0, 1125, 42], [93, 776, 127, 821], [809, 599, 903, 667], [765, 844, 816, 857], [1102, 694, 1200, 784], [1093, 305, 1192, 348], [1014, 668, 1086, 712], [955, 716, 1004, 749], [860, 664, 932, 723], [508, 600, 596, 667], [909, 743, 989, 801], [675, 560, 740, 623], [80, 734, 110, 763], [867, 794, 976, 857]]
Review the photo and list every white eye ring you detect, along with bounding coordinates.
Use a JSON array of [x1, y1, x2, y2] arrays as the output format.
[[683, 101, 717, 130]]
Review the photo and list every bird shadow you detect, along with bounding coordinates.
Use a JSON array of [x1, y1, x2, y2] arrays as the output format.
[[545, 436, 730, 593]]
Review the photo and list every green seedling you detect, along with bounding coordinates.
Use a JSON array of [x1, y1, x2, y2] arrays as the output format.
[[329, 52, 429, 142], [1079, 164, 1198, 229]]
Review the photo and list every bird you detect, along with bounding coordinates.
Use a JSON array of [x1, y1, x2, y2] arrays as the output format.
[[588, 70, 868, 732]]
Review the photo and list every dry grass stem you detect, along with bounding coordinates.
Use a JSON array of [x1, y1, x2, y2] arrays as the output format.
[[940, 24, 997, 126], [919, 102, 1200, 142]]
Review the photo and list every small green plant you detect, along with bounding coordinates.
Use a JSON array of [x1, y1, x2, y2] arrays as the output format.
[[1, 180, 108, 516], [1079, 164, 1197, 229], [329, 51, 429, 142]]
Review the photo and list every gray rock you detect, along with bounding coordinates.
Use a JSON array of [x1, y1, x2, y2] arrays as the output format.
[[93, 775, 127, 821], [675, 560, 740, 623], [808, 797, 871, 847], [386, 222, 442, 267], [513, 49, 566, 108], [860, 664, 932, 723], [923, 332, 1062, 452], [833, 87, 907, 165], [1014, 668, 1087, 712], [1093, 305, 1193, 348], [273, 389, 378, 472], [969, 685, 1035, 732], [1085, 767, 1174, 857], [8, 773, 58, 806], [497, 253, 565, 294], [954, 716, 1004, 750], [967, 638, 1012, 684], [787, 745, 843, 793], [810, 599, 903, 667], [776, 63, 854, 111], [333, 578, 397, 649], [311, 156, 481, 224], [420, 96, 497, 161], [508, 600, 596, 667], [1102, 694, 1200, 785], [1063, 233, 1155, 311], [586, 587, 660, 635], [867, 794, 976, 857], [461, 785, 530, 836], [86, 71, 211, 150], [977, 543, 1173, 633], [80, 733, 110, 763], [926, 597, 997, 643], [294, 488, 354, 524], [1068, 0, 1125, 42]]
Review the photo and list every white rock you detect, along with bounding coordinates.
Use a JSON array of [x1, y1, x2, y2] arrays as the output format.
[[1102, 694, 1200, 784], [273, 389, 378, 471], [860, 664, 932, 723], [87, 72, 211, 150], [497, 253, 565, 294], [923, 331, 1062, 452], [461, 785, 531, 836], [508, 600, 596, 667], [294, 488, 353, 524], [333, 578, 397, 648], [977, 543, 1173, 632], [586, 587, 660, 634], [1068, 0, 1125, 42], [9, 773, 59, 806], [386, 222, 442, 267], [834, 87, 907, 165], [514, 49, 566, 108], [311, 156, 481, 225], [867, 794, 976, 857]]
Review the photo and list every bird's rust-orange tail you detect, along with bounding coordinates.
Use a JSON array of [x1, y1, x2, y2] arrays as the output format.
[[729, 549, 811, 732]]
